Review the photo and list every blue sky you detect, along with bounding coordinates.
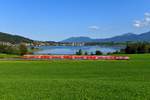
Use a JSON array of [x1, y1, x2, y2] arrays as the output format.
[[0, 0, 150, 41]]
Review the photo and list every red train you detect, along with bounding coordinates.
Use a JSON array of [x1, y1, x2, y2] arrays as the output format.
[[22, 55, 130, 60]]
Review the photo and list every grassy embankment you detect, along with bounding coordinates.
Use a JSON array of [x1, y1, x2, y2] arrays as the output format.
[[0, 54, 149, 99], [0, 54, 20, 59]]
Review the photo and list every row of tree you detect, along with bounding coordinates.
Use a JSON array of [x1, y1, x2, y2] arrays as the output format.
[[76, 49, 103, 55], [0, 44, 28, 55], [112, 42, 150, 54]]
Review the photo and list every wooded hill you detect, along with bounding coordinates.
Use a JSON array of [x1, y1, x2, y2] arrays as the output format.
[[0, 32, 33, 44]]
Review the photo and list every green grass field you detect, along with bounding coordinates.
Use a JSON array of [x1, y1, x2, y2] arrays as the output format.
[[0, 54, 20, 59], [0, 54, 150, 100]]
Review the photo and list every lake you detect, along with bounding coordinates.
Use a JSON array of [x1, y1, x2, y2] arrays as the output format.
[[34, 46, 124, 55]]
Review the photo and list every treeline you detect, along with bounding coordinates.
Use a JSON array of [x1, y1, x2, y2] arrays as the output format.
[[113, 42, 150, 54], [84, 42, 125, 46], [0, 44, 28, 55], [76, 49, 103, 55]]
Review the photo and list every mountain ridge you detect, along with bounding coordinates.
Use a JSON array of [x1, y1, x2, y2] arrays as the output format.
[[0, 32, 33, 44], [61, 31, 150, 43]]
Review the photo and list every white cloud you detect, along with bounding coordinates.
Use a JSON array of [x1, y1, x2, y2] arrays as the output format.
[[145, 12, 150, 17], [133, 20, 143, 28], [145, 17, 150, 22], [133, 12, 150, 28], [88, 25, 99, 31]]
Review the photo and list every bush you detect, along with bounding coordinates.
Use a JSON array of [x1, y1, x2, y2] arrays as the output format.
[[76, 49, 83, 55], [95, 50, 102, 55], [0, 45, 20, 55], [90, 52, 94, 55], [19, 44, 28, 55], [84, 51, 88, 55], [0, 43, 28, 55]]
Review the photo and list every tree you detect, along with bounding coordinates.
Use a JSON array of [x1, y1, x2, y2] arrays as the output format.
[[19, 44, 28, 55], [125, 44, 137, 54], [76, 49, 83, 55], [0, 45, 7, 53], [0, 44, 19, 55], [84, 51, 88, 55], [124, 42, 150, 54], [90, 52, 94, 55], [95, 50, 102, 55]]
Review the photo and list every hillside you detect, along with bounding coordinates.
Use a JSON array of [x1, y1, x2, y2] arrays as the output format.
[[61, 31, 150, 43], [0, 32, 33, 44], [94, 33, 138, 42], [61, 36, 93, 42]]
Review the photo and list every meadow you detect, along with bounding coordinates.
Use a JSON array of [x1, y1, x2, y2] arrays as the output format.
[[0, 54, 19, 59], [0, 54, 150, 99]]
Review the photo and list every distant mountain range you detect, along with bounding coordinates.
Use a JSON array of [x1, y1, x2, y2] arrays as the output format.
[[0, 32, 33, 44], [61, 31, 150, 43], [61, 37, 93, 43], [1, 31, 150, 44]]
